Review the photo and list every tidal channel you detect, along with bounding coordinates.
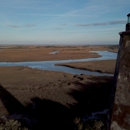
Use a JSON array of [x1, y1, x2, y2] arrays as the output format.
[[0, 51, 117, 76]]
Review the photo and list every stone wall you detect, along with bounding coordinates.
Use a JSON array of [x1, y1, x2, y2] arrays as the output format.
[[110, 32, 130, 130]]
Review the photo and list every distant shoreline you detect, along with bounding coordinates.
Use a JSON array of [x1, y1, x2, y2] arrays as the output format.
[[0, 45, 118, 62]]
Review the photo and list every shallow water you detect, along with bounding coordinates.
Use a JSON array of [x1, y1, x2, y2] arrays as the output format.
[[0, 51, 117, 76]]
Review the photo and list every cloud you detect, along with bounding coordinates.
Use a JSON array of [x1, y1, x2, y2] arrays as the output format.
[[76, 20, 126, 27], [64, 0, 130, 19], [19, 13, 85, 17], [25, 24, 36, 27], [8, 24, 36, 28], [109, 21, 126, 25], [61, 23, 67, 26], [8, 25, 21, 28], [54, 27, 63, 30]]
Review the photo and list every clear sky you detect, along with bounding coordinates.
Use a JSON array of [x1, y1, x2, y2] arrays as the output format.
[[0, 0, 129, 45]]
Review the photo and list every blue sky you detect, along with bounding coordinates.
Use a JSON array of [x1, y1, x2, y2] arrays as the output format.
[[0, 0, 129, 45]]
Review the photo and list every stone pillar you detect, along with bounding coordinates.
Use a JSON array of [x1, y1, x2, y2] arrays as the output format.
[[110, 14, 130, 130]]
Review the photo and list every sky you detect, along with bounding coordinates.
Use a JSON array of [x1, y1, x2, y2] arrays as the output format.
[[0, 0, 129, 45]]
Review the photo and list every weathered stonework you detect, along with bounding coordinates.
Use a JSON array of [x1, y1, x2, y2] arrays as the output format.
[[110, 32, 130, 130]]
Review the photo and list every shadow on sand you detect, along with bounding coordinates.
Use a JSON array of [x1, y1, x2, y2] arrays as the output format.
[[0, 76, 114, 130]]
